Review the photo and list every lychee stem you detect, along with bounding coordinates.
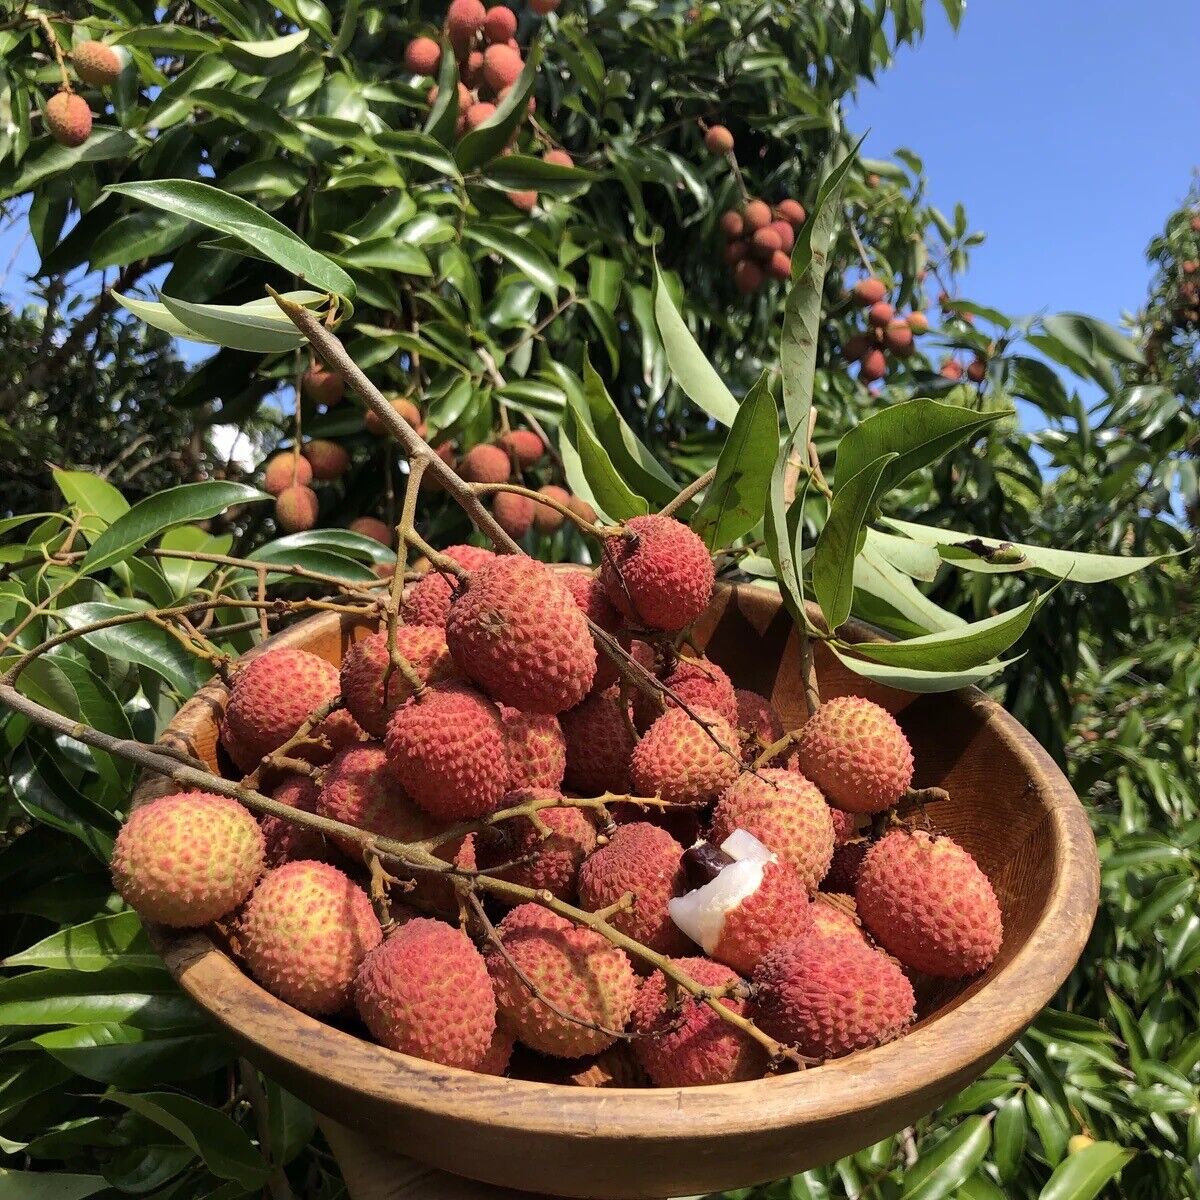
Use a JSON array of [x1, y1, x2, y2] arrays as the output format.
[[382, 455, 429, 703], [34, 13, 72, 92], [468, 482, 610, 538], [658, 466, 715, 519]]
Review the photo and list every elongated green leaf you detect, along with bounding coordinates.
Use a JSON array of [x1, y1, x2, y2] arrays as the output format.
[[335, 238, 432, 277], [1037, 1142, 1134, 1200], [55, 602, 198, 694], [105, 180, 354, 297], [189, 88, 311, 157], [0, 967, 194, 1030], [866, 528, 941, 581], [993, 1094, 1029, 1184], [222, 27, 309, 75], [763, 422, 811, 628], [653, 260, 738, 426], [781, 141, 860, 432], [693, 371, 779, 550], [0, 130, 138, 203], [80, 482, 268, 576], [0, 1171, 107, 1200], [813, 454, 896, 631], [157, 525, 233, 598], [158, 294, 307, 352], [561, 403, 647, 521], [89, 211, 196, 271], [833, 398, 1007, 495], [482, 154, 598, 195], [376, 131, 460, 179], [465, 223, 558, 298], [53, 469, 129, 528], [830, 643, 1018, 692], [898, 1116, 991, 1199], [424, 41, 461, 146], [880, 517, 1170, 581]]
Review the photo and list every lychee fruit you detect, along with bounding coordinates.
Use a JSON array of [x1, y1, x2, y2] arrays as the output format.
[[385, 682, 508, 820], [770, 220, 795, 252], [501, 705, 566, 790], [792, 695, 913, 814], [867, 301, 895, 328], [841, 333, 870, 363], [492, 489, 535, 537], [478, 1025, 516, 1075], [600, 514, 714, 632], [302, 438, 350, 481], [906, 311, 930, 334], [402, 544, 494, 628], [856, 830, 1002, 978], [560, 687, 636, 795], [485, 903, 637, 1057], [447, 0, 487, 51], [669, 831, 811, 975], [939, 358, 964, 381], [460, 443, 511, 485], [742, 199, 772, 231], [112, 792, 263, 927], [858, 348, 887, 384], [72, 41, 123, 87], [734, 260, 764, 294], [446, 556, 596, 713], [240, 861, 382, 1015], [301, 363, 343, 407], [356, 917, 496, 1067], [45, 91, 91, 147], [810, 894, 869, 945], [532, 484, 569, 534], [630, 706, 740, 808], [776, 198, 806, 227], [465, 100, 497, 130], [404, 36, 442, 75], [710, 769, 834, 891], [822, 818, 869, 894], [734, 689, 783, 756], [507, 189, 537, 213], [635, 655, 737, 730], [475, 792, 596, 899], [722, 243, 744, 270], [704, 125, 734, 154], [966, 357, 987, 383], [567, 494, 597, 524], [263, 452, 312, 496], [274, 484, 319, 533], [531, 0, 559, 13], [542, 148, 573, 168], [578, 822, 689, 955], [767, 250, 792, 281], [719, 210, 744, 238], [364, 395, 424, 437], [483, 5, 518, 43], [262, 775, 329, 867], [885, 320, 914, 357], [348, 516, 391, 546], [482, 43, 523, 91], [630, 956, 766, 1086], [750, 931, 915, 1059], [220, 648, 340, 773], [750, 226, 782, 261], [852, 277, 887, 306], [559, 570, 625, 690]]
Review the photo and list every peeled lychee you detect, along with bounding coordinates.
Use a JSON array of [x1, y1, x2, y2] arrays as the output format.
[[385, 682, 508, 820], [72, 41, 123, 87], [446, 556, 596, 713], [275, 484, 319, 532], [560, 687, 636, 795], [710, 769, 834, 891], [669, 831, 811, 976], [221, 648, 340, 773], [302, 438, 350, 481], [792, 695, 913, 814], [475, 792, 596, 899], [496, 428, 544, 467], [492, 490, 535, 538], [704, 125, 734, 154], [112, 792, 263, 927], [601, 514, 714, 632], [402, 544, 494, 627], [404, 36, 441, 75], [485, 903, 637, 1057], [355, 917, 495, 1067], [301, 364, 343, 407], [856, 830, 1002, 978], [578, 822, 689, 955], [751, 931, 915, 1059], [339, 626, 453, 737], [501, 705, 566, 790], [263, 452, 312, 496], [630, 706, 740, 808], [45, 91, 91, 147], [460, 443, 511, 484], [262, 775, 329, 867], [630, 956, 766, 1086], [240, 861, 382, 1015]]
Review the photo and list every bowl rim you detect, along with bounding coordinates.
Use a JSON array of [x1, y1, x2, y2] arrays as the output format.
[[145, 583, 1099, 1144]]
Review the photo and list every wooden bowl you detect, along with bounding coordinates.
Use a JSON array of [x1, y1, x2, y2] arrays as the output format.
[[136, 581, 1098, 1200]]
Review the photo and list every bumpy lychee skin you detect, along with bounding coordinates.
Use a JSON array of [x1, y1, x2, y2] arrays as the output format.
[[630, 705, 740, 808], [601, 515, 715, 632], [532, 484, 569, 534], [262, 775, 329, 867], [810, 895, 869, 946], [560, 688, 636, 795], [483, 5, 518, 43], [241, 861, 382, 1015], [486, 904, 637, 1057], [339, 626, 454, 737], [275, 484, 319, 533], [477, 1026, 515, 1075], [751, 931, 915, 1059], [302, 438, 350, 481], [112, 793, 263, 927], [852, 277, 887, 306], [631, 957, 766, 1086], [446, 556, 596, 713], [404, 36, 441, 75], [559, 570, 625, 690], [710, 769, 835, 891], [578, 822, 689, 955], [704, 125, 734, 154], [220, 649, 340, 773], [501, 705, 566, 790], [317, 743, 441, 855], [355, 918, 495, 1068], [447, 0, 487, 49], [385, 683, 508, 820], [792, 696, 914, 814], [482, 42, 524, 91], [492, 490, 535, 538], [821, 808, 867, 892], [634, 655, 737, 730], [734, 689, 784, 757], [460, 443, 510, 484], [73, 41, 123, 86], [402, 544, 495, 627], [45, 91, 92, 146], [496, 428, 544, 467], [475, 792, 596, 899], [856, 830, 1002, 978], [263, 451, 312, 495]]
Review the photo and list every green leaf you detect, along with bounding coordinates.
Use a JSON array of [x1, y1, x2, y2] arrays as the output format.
[[89, 211, 196, 271], [812, 454, 896, 631], [80, 482, 269, 576], [105, 1092, 269, 1190], [898, 1116, 991, 1199], [158, 525, 233, 598], [0, 1171, 107, 1200], [52, 469, 129, 532], [465, 223, 559, 298], [105, 180, 355, 298], [481, 154, 598, 195], [833, 398, 1007, 495], [763, 422, 811, 627], [0, 130, 138, 203], [879, 518, 1171, 582], [1043, 312, 1143, 367], [335, 238, 432, 277], [693, 371, 779, 550], [0, 966, 195, 1030], [35, 1025, 231, 1087], [455, 47, 541, 170], [561, 402, 648, 521], [1, 913, 155, 973], [222, 27, 309, 75], [157, 293, 309, 352], [653, 259, 738, 426], [829, 643, 1017, 693], [781, 141, 860, 432], [424, 41, 462, 146], [1037, 1142, 1134, 1200], [55, 602, 199, 694], [188, 88, 312, 157], [993, 1094, 1028, 1184]]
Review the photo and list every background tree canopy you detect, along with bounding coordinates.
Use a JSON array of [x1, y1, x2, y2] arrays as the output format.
[[0, 1, 1197, 1197]]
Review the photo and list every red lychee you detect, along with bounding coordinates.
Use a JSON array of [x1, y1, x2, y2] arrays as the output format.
[[482, 43, 523, 91], [262, 775, 329, 867], [852, 277, 887, 306], [45, 91, 91, 147], [402, 544, 495, 628], [404, 36, 442, 75], [704, 125, 734, 154], [340, 626, 453, 738], [492, 489, 535, 538], [475, 792, 596, 899], [348, 516, 391, 546], [560, 687, 636, 795], [72, 41, 123, 87], [263, 452, 312, 496], [776, 198, 806, 227], [460, 443, 511, 484], [531, 484, 569, 534], [483, 5, 518, 43], [858, 348, 887, 383], [274, 485, 319, 533], [742, 200, 772, 231], [301, 364, 343, 407], [734, 260, 764, 294], [906, 311, 930, 334], [719, 210, 744, 239], [630, 705, 740, 808], [966, 357, 987, 383], [496, 428, 545, 467], [447, 0, 487, 52], [868, 301, 895, 329], [302, 438, 350, 481], [558, 570, 625, 690], [500, 704, 566, 790], [734, 689, 783, 755]]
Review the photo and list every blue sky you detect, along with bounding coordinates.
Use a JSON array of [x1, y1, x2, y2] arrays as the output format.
[[850, 0, 1199, 329]]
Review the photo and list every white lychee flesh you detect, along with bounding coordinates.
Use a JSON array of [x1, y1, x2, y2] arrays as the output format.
[[668, 831, 775, 953]]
